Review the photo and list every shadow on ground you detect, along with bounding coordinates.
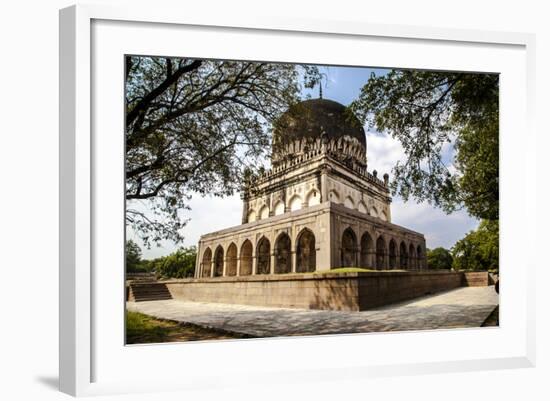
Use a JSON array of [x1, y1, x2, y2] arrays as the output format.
[[35, 376, 58, 391]]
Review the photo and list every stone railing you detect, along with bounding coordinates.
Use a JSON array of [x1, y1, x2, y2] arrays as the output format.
[[248, 148, 387, 189]]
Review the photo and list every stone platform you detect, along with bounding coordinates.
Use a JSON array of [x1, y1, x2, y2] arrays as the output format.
[[158, 270, 491, 311], [127, 286, 499, 338]]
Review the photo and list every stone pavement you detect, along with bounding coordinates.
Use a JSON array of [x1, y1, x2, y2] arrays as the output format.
[[127, 286, 498, 337]]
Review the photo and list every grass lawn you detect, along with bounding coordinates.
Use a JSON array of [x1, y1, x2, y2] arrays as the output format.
[[126, 311, 249, 344], [315, 267, 375, 273], [314, 267, 407, 274], [274, 267, 407, 276]]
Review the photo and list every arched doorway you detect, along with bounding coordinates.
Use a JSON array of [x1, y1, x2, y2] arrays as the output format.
[[274, 233, 291, 274], [296, 229, 316, 272], [247, 210, 257, 223], [256, 237, 271, 274], [258, 205, 269, 220], [213, 246, 224, 277], [328, 190, 340, 204], [226, 243, 237, 276], [399, 241, 408, 269], [360, 232, 373, 268], [389, 239, 397, 269], [201, 247, 212, 277], [274, 201, 285, 216], [306, 189, 320, 206], [239, 240, 253, 275], [344, 196, 355, 209], [341, 228, 357, 267], [289, 195, 302, 211], [376, 236, 386, 269]]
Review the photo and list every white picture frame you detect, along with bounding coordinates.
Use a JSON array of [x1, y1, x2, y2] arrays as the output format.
[[59, 3, 536, 397]]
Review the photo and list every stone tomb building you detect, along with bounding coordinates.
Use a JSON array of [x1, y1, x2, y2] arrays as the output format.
[[195, 98, 426, 279]]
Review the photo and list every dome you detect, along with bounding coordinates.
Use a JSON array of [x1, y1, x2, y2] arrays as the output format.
[[273, 98, 366, 148]]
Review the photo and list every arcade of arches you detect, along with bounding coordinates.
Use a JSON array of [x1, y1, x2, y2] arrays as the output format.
[[338, 227, 424, 270], [199, 226, 424, 278], [199, 228, 318, 278]]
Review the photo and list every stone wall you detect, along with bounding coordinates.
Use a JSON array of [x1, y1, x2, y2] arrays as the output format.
[[162, 270, 479, 311], [462, 271, 490, 287]]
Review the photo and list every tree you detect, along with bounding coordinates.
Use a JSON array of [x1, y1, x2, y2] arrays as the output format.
[[451, 220, 499, 271], [126, 57, 319, 246], [126, 240, 143, 273], [426, 247, 453, 270], [351, 71, 499, 220], [154, 247, 197, 278]]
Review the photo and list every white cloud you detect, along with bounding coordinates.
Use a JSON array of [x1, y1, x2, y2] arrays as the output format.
[[365, 131, 405, 175], [391, 197, 479, 250], [366, 130, 478, 250], [184, 193, 242, 244], [325, 66, 338, 85], [129, 193, 243, 259]]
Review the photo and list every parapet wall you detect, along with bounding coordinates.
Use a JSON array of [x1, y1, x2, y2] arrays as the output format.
[[160, 271, 490, 311], [461, 271, 491, 286]]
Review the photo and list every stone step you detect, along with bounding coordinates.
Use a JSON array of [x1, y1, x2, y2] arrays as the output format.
[[133, 295, 172, 302], [129, 283, 172, 302]]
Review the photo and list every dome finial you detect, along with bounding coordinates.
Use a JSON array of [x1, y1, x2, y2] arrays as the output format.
[[319, 80, 323, 99]]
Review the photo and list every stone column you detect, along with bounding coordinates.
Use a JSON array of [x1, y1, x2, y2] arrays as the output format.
[[291, 250, 296, 273], [268, 195, 274, 217], [222, 256, 227, 277], [195, 244, 201, 278], [395, 248, 400, 271], [320, 166, 328, 203], [210, 259, 215, 278], [270, 253, 275, 274], [236, 258, 241, 276], [252, 252, 258, 275]]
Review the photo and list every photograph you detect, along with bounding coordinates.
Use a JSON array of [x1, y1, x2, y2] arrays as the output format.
[[2, 0, 545, 398], [124, 56, 500, 344]]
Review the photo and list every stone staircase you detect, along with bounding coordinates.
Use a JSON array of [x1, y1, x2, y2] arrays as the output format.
[[128, 282, 172, 302]]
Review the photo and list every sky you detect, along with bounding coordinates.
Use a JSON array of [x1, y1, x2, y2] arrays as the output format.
[[128, 64, 480, 259]]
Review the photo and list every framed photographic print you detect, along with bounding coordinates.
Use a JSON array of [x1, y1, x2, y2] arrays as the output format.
[[59, 3, 536, 397]]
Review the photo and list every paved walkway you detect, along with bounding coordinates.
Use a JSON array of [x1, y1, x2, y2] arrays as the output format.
[[127, 286, 498, 337]]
